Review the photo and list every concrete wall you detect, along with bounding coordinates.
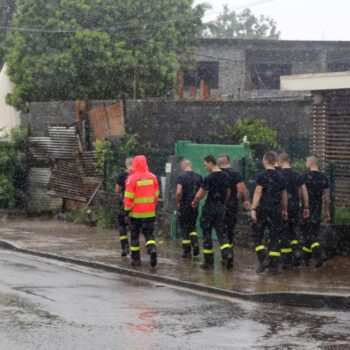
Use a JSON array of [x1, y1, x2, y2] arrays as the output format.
[[125, 98, 312, 159], [193, 39, 350, 95]]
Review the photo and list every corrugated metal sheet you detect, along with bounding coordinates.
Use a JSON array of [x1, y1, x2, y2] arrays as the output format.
[[27, 126, 79, 163], [49, 159, 87, 202], [48, 126, 79, 158], [27, 168, 63, 212]]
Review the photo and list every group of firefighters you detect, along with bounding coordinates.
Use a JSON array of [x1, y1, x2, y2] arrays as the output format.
[[115, 151, 330, 273]]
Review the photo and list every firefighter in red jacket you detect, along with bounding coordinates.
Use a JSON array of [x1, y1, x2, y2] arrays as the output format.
[[124, 155, 160, 267]]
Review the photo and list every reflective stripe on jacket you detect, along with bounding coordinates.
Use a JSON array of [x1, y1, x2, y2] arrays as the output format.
[[124, 155, 159, 219]]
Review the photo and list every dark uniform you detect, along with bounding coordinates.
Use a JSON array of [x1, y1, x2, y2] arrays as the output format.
[[116, 170, 130, 254], [280, 168, 304, 267], [221, 168, 243, 248], [301, 170, 329, 265], [176, 171, 203, 256], [252, 169, 286, 268], [200, 171, 233, 267]]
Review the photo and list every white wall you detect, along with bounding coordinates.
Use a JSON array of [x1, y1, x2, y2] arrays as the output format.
[[0, 63, 20, 137]]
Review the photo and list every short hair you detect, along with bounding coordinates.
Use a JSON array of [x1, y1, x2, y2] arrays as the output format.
[[125, 157, 134, 168], [307, 155, 319, 166], [204, 155, 217, 165], [181, 159, 192, 168], [279, 152, 291, 164], [263, 151, 277, 165], [217, 154, 230, 163]]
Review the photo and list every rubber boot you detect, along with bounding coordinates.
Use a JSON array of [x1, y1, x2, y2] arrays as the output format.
[[148, 246, 157, 268], [131, 250, 141, 266], [201, 253, 214, 270], [313, 245, 326, 268], [281, 251, 293, 270], [190, 234, 200, 257], [182, 241, 192, 259], [121, 239, 130, 257], [221, 248, 234, 270], [256, 247, 268, 273]]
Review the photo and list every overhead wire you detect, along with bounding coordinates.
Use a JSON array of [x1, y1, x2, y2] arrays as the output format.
[[0, 0, 275, 34]]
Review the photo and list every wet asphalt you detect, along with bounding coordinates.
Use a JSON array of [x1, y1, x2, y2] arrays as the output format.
[[0, 250, 349, 350]]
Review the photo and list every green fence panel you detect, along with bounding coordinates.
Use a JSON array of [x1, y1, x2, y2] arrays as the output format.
[[172, 141, 250, 239], [175, 141, 250, 177]]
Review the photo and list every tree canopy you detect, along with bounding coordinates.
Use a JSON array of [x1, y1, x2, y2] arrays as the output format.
[[6, 0, 204, 110], [204, 5, 280, 39], [0, 0, 16, 65]]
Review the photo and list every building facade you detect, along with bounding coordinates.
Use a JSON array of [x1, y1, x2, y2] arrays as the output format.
[[184, 39, 350, 98]]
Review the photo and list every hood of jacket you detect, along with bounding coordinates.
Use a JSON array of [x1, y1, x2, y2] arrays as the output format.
[[132, 155, 149, 174]]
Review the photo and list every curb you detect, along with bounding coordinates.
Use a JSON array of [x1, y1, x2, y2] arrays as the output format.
[[1, 240, 349, 310]]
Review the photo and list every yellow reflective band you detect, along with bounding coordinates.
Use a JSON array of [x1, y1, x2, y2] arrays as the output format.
[[124, 207, 131, 211], [221, 244, 231, 250], [182, 240, 191, 245], [146, 240, 157, 246], [131, 246, 140, 252], [203, 249, 214, 254], [303, 246, 312, 253], [269, 251, 281, 257], [190, 232, 198, 237], [155, 190, 160, 197], [125, 192, 135, 199], [134, 197, 155, 204], [120, 235, 128, 241], [255, 245, 266, 252], [130, 212, 156, 219], [291, 240, 299, 245], [311, 242, 320, 250], [137, 179, 154, 186], [281, 248, 293, 253]]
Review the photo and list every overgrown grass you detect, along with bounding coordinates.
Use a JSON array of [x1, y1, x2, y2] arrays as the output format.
[[65, 205, 116, 229]]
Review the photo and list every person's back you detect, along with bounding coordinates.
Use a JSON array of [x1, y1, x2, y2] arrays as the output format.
[[125, 156, 159, 219], [177, 171, 202, 208], [281, 168, 303, 211], [221, 167, 243, 205], [124, 155, 159, 267], [257, 169, 286, 211], [303, 170, 329, 220], [203, 171, 229, 206]]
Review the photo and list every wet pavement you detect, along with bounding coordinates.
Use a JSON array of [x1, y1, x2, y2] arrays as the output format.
[[0, 218, 349, 299], [1, 250, 350, 350]]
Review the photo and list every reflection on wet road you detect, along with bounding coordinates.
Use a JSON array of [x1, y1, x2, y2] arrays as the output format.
[[0, 250, 349, 350]]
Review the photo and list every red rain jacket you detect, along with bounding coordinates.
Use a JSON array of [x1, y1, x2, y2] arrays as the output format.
[[124, 155, 159, 219]]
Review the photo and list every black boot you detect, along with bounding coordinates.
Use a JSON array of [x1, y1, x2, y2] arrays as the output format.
[[131, 250, 141, 266], [182, 241, 192, 258], [201, 253, 214, 270], [256, 260, 269, 273], [120, 237, 130, 257], [222, 248, 234, 270], [149, 246, 157, 267], [190, 234, 200, 257]]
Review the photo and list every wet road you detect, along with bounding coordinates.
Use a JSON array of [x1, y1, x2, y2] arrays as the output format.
[[0, 251, 349, 350]]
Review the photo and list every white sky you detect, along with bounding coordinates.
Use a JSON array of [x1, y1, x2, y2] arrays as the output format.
[[195, 0, 350, 41]]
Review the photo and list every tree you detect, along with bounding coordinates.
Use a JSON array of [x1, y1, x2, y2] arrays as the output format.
[[223, 117, 279, 159], [6, 0, 205, 110], [204, 5, 280, 39], [0, 0, 16, 65]]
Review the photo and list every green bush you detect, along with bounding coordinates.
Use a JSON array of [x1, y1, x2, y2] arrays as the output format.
[[0, 126, 28, 208], [0, 175, 15, 208], [335, 206, 350, 225], [292, 160, 307, 173]]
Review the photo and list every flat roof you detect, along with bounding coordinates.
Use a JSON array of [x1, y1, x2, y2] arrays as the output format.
[[280, 71, 350, 91]]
